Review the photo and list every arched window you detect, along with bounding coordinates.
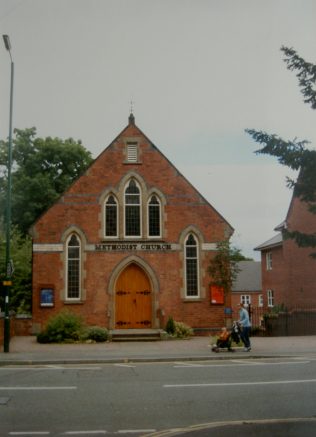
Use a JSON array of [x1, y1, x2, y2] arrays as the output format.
[[105, 195, 118, 237], [125, 179, 141, 237], [148, 195, 161, 237], [67, 234, 81, 300], [185, 233, 199, 297]]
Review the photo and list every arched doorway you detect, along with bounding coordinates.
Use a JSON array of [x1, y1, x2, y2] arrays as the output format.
[[115, 263, 152, 329]]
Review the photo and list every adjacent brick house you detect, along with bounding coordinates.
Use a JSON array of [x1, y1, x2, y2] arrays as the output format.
[[255, 193, 316, 309], [231, 261, 262, 312], [31, 114, 234, 334]]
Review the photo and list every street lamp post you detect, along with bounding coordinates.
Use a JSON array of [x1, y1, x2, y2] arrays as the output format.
[[2, 35, 14, 353]]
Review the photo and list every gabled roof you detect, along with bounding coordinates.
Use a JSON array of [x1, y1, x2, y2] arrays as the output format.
[[31, 113, 234, 235], [94, 113, 234, 233], [274, 220, 287, 232], [232, 261, 261, 292], [254, 233, 283, 251]]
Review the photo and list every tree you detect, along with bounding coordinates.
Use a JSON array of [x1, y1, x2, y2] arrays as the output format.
[[207, 241, 245, 296], [0, 226, 32, 313], [0, 128, 93, 235], [246, 46, 316, 257], [0, 128, 93, 313]]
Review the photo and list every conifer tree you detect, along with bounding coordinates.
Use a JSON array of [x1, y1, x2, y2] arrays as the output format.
[[246, 46, 316, 257]]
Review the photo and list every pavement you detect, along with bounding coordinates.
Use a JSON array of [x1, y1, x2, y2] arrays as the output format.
[[1, 335, 316, 365]]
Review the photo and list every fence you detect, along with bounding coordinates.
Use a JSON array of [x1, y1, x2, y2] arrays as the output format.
[[249, 305, 316, 336]]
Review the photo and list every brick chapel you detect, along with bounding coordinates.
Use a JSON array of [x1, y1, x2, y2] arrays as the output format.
[[31, 114, 233, 334]]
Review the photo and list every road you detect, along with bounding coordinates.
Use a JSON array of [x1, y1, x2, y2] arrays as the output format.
[[1, 356, 316, 436]]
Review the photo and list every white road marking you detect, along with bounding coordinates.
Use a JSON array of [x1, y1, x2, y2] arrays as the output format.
[[174, 360, 310, 368], [9, 430, 157, 436], [0, 366, 101, 371], [65, 431, 107, 435], [164, 378, 316, 388], [9, 433, 50, 435], [0, 386, 77, 390], [114, 364, 136, 368], [118, 430, 156, 434], [143, 417, 316, 436]]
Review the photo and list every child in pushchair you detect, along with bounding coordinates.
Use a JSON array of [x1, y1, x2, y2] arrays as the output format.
[[211, 322, 241, 352]]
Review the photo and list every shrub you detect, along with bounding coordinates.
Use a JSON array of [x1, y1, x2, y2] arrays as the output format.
[[81, 326, 108, 342], [36, 331, 52, 344], [37, 310, 84, 343], [165, 316, 176, 335], [174, 321, 193, 338]]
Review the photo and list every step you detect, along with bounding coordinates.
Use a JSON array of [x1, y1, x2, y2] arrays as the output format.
[[110, 329, 163, 342]]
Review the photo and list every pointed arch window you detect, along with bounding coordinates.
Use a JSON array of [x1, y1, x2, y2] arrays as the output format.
[[148, 195, 161, 237], [67, 234, 81, 300], [105, 195, 118, 237], [185, 234, 199, 297], [125, 179, 141, 237]]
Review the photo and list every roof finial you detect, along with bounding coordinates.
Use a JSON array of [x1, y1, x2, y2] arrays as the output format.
[[128, 99, 135, 125]]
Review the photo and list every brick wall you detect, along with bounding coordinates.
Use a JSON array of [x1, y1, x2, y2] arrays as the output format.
[[260, 196, 316, 308], [0, 315, 32, 346], [31, 121, 233, 333], [261, 245, 287, 306]]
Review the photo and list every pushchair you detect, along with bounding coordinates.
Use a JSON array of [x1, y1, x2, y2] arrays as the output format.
[[211, 321, 241, 353]]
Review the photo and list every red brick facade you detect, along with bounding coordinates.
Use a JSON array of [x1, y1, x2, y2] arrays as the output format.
[[256, 195, 316, 308], [31, 116, 233, 333]]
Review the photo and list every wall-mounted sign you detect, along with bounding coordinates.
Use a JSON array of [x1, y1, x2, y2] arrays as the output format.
[[95, 243, 172, 252], [224, 307, 233, 315], [40, 288, 54, 307], [210, 284, 224, 305]]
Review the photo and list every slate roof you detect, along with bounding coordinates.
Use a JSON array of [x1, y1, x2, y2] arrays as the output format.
[[254, 233, 283, 251], [232, 261, 262, 292]]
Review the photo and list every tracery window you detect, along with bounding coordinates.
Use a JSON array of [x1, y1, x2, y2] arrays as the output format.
[[125, 179, 141, 237], [105, 195, 118, 237], [148, 195, 161, 237], [67, 234, 81, 300], [185, 233, 199, 297]]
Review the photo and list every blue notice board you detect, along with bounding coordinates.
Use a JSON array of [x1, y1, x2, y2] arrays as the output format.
[[40, 288, 54, 307]]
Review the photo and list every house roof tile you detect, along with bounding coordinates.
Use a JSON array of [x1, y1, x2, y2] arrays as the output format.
[[232, 261, 262, 292]]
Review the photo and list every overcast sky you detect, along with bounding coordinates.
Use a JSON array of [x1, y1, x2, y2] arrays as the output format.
[[1, 0, 315, 259]]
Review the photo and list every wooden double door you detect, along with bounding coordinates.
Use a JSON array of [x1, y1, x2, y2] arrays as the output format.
[[115, 263, 152, 329]]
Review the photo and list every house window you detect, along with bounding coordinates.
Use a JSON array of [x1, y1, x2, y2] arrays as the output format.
[[127, 142, 138, 163], [258, 294, 263, 307], [125, 179, 141, 237], [67, 234, 81, 300], [267, 289, 274, 307], [148, 195, 161, 237], [266, 252, 272, 270], [241, 295, 251, 306], [185, 234, 199, 297], [105, 195, 118, 237]]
